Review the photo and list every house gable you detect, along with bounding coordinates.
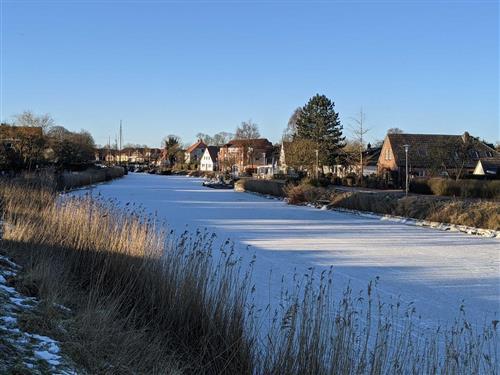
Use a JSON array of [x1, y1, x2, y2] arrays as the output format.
[[377, 136, 398, 172]]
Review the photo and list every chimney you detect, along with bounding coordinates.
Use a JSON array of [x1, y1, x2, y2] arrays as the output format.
[[462, 131, 470, 143]]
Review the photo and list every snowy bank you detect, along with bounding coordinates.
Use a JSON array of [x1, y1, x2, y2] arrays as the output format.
[[0, 254, 76, 374]]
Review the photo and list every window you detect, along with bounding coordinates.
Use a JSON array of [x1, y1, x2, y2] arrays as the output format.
[[385, 148, 392, 160]]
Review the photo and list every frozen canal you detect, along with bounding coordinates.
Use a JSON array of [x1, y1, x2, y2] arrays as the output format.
[[81, 173, 499, 327]]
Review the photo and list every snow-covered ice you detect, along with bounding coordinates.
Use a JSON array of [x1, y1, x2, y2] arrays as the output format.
[[75, 174, 500, 329]]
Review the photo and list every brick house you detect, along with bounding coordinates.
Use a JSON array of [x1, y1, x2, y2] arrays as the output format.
[[0, 124, 43, 148], [218, 138, 274, 174], [377, 132, 498, 184], [184, 139, 207, 164]]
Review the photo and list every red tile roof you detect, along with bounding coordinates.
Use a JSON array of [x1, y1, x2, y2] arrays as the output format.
[[186, 139, 207, 153], [224, 138, 273, 149]]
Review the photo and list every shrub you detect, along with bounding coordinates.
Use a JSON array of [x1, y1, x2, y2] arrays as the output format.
[[272, 173, 287, 180], [284, 182, 328, 204], [328, 191, 500, 230], [330, 175, 342, 185], [410, 178, 500, 200], [301, 176, 330, 187], [410, 179, 433, 195]]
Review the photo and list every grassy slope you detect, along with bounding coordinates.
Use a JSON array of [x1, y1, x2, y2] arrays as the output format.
[[330, 192, 500, 230]]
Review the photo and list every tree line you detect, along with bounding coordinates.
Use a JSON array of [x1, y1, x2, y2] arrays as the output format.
[[0, 111, 95, 172]]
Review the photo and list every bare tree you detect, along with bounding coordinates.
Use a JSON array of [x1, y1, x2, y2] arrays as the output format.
[[196, 131, 234, 146], [349, 109, 370, 180], [8, 111, 52, 170], [339, 139, 363, 172], [212, 132, 234, 146], [14, 110, 55, 133], [284, 138, 317, 174], [235, 120, 260, 140], [427, 134, 476, 180], [196, 132, 214, 145], [282, 107, 302, 142]]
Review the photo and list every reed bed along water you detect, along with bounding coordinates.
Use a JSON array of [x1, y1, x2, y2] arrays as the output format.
[[0, 178, 497, 374]]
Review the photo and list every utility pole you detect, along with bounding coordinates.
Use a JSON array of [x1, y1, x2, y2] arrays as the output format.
[[107, 136, 111, 166], [360, 118, 364, 179], [119, 120, 123, 167], [404, 144, 410, 196]]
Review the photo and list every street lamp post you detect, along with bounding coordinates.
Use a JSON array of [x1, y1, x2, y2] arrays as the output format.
[[403, 144, 410, 196], [249, 147, 254, 173], [315, 149, 319, 180]]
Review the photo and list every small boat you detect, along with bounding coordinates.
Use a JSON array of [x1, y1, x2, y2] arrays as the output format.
[[202, 178, 233, 189]]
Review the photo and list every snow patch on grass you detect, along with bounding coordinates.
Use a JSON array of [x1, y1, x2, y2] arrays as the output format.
[[0, 254, 75, 374]]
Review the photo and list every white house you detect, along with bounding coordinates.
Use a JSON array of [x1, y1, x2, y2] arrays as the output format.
[[473, 158, 500, 177], [199, 146, 220, 171]]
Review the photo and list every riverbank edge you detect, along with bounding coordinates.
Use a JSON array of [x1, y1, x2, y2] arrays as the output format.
[[236, 185, 500, 238]]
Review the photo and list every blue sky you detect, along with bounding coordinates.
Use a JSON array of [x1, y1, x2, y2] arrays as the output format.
[[1, 0, 498, 148]]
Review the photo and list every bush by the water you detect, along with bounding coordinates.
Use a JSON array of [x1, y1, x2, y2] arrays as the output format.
[[283, 183, 329, 204], [329, 191, 500, 230], [410, 178, 500, 199]]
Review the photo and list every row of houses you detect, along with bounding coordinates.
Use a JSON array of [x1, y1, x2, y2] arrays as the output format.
[[94, 131, 499, 180], [94, 147, 163, 165], [197, 138, 277, 174], [4, 123, 496, 179], [193, 131, 499, 180]]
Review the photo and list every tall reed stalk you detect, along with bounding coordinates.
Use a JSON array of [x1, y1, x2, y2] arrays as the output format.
[[0, 178, 497, 374]]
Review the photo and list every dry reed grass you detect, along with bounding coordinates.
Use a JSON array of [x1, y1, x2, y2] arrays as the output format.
[[283, 183, 329, 205], [0, 179, 498, 374], [58, 166, 125, 190], [411, 178, 500, 200], [329, 192, 500, 230], [1, 180, 254, 374]]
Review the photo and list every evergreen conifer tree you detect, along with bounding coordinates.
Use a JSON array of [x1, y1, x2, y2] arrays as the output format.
[[296, 94, 345, 165]]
